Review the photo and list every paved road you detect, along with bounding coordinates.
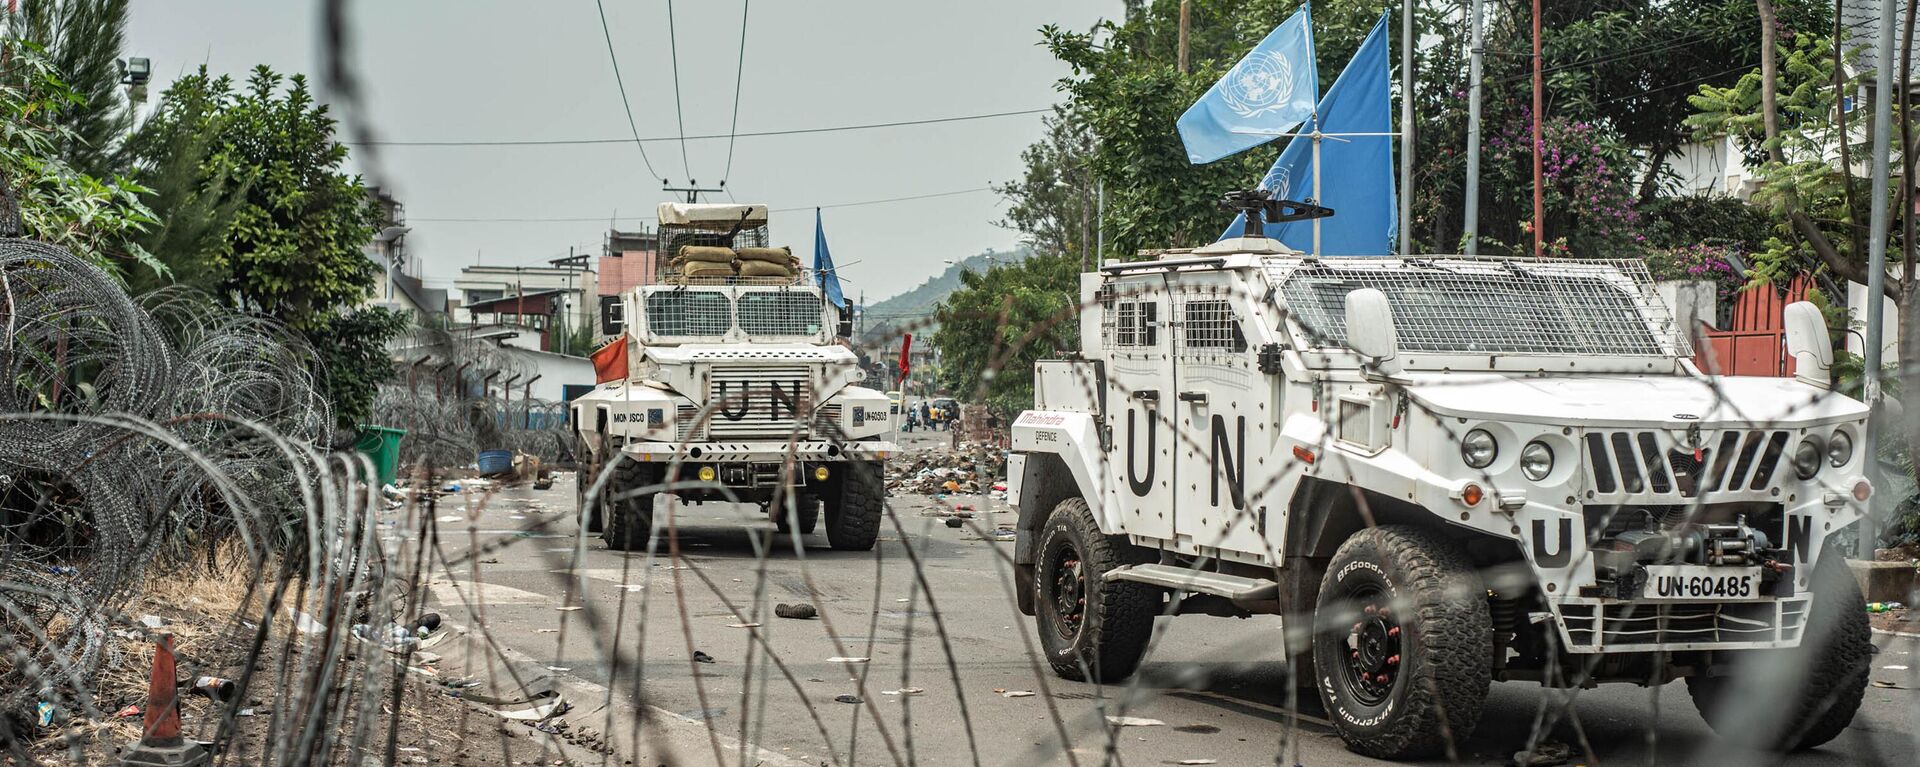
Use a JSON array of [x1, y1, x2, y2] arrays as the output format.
[[423, 432, 1919, 766]]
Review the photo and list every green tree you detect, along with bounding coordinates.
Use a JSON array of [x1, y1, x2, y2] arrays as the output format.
[[0, 39, 157, 275], [128, 66, 398, 428], [931, 253, 1081, 416], [1038, 0, 1832, 258], [5, 0, 133, 178], [994, 105, 1099, 265]]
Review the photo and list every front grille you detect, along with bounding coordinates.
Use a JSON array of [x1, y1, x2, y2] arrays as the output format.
[[1560, 598, 1808, 651], [1584, 429, 1790, 498], [706, 365, 814, 439]]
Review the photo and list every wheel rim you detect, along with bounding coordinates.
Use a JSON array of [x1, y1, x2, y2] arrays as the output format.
[[1048, 544, 1086, 642], [1339, 585, 1402, 706]]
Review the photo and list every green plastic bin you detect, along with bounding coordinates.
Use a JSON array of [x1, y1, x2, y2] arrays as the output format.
[[352, 425, 407, 487]]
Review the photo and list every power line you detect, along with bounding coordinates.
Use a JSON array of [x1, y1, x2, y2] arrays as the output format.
[[666, 0, 692, 182], [409, 187, 995, 224], [592, 0, 664, 183], [722, 0, 751, 185], [1491, 26, 1745, 85], [352, 108, 1053, 147]]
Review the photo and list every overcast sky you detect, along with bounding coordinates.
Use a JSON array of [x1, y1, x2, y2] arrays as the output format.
[[125, 1, 1116, 300]]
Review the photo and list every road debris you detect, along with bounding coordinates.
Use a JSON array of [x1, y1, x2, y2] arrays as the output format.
[[826, 656, 871, 663], [1000, 690, 1035, 698], [693, 650, 716, 664], [775, 603, 818, 619], [1106, 716, 1165, 727], [834, 694, 863, 704], [1510, 740, 1572, 766]]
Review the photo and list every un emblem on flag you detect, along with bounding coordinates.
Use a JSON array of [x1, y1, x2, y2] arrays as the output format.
[[1259, 166, 1293, 199], [1221, 51, 1297, 118]]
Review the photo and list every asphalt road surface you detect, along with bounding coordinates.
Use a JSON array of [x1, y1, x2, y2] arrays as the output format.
[[423, 431, 1920, 766]]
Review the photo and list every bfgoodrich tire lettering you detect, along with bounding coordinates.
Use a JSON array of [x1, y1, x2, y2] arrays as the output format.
[[1311, 525, 1491, 759], [1033, 497, 1158, 683], [1686, 550, 1870, 751]]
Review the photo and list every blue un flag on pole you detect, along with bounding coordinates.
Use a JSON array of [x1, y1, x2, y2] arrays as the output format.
[[1220, 11, 1396, 255], [1176, 3, 1318, 164], [813, 208, 846, 308]]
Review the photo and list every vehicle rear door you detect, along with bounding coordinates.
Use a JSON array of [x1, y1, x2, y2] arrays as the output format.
[[1102, 273, 1178, 543], [1169, 270, 1267, 555]]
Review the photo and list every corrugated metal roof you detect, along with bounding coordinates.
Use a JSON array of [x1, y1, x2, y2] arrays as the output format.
[[1841, 0, 1915, 79]]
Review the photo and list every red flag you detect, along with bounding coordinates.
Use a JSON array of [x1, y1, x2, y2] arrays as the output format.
[[591, 338, 628, 384], [897, 334, 913, 380]]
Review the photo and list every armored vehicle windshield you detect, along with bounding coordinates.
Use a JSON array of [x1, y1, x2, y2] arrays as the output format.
[[1274, 257, 1686, 358]]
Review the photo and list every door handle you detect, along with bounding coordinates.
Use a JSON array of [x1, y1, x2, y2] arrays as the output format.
[[1178, 391, 1208, 404], [1132, 389, 1160, 401]]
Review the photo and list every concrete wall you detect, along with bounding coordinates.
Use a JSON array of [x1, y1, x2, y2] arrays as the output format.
[[490, 347, 594, 403], [1655, 280, 1718, 335], [1847, 270, 1903, 368]]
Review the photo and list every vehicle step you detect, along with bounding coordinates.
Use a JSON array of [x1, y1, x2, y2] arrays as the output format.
[[1103, 564, 1276, 600]]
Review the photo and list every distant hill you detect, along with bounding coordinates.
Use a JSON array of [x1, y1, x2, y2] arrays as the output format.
[[859, 246, 1031, 341]]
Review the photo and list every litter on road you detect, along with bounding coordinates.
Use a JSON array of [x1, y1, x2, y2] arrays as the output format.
[[1105, 716, 1165, 727]]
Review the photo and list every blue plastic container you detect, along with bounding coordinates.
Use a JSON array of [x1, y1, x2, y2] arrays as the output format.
[[476, 449, 514, 476]]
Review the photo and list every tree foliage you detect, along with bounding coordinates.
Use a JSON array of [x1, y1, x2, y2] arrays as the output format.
[[993, 105, 1098, 264], [931, 253, 1081, 417], [128, 65, 397, 428], [0, 39, 157, 275], [1032, 0, 1831, 259], [5, 0, 132, 179]]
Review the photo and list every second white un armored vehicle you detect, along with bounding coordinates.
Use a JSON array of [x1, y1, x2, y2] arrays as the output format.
[[1008, 192, 1874, 759], [572, 203, 894, 551]]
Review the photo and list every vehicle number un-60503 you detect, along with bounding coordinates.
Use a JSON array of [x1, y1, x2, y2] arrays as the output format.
[[1642, 565, 1763, 601]]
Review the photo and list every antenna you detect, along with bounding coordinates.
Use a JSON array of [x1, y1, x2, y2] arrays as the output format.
[[1220, 188, 1334, 239]]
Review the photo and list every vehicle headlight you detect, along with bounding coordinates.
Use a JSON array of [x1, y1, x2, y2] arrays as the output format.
[[1792, 439, 1822, 480], [1460, 429, 1497, 469], [1827, 430, 1854, 467], [1520, 441, 1554, 481]]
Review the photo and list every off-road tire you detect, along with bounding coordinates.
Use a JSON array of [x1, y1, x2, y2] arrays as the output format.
[[774, 494, 820, 535], [600, 459, 660, 551], [1034, 497, 1159, 683], [823, 461, 883, 550], [1686, 551, 1871, 751], [1312, 525, 1490, 760]]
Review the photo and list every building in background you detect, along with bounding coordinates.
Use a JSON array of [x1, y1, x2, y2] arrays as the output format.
[[596, 227, 660, 336], [363, 187, 448, 317], [453, 263, 597, 352]]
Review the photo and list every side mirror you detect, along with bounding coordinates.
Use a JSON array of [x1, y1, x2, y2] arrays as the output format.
[[1783, 301, 1832, 390], [1345, 288, 1401, 376]]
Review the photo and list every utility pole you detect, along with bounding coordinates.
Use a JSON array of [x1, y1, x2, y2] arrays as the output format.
[[1463, 0, 1484, 255], [1177, 0, 1190, 74], [1399, 0, 1415, 255], [1095, 178, 1106, 269], [1530, 0, 1544, 258], [1862, 0, 1897, 546], [662, 181, 724, 203]]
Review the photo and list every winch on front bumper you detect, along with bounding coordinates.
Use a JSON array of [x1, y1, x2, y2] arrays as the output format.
[[1546, 503, 1808, 653]]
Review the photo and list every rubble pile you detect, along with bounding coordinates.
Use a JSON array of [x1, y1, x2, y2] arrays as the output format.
[[886, 443, 1009, 496]]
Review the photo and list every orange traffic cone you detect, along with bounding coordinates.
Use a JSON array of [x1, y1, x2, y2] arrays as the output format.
[[120, 635, 209, 766]]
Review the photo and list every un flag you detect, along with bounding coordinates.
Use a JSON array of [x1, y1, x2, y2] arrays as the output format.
[[1176, 4, 1318, 165]]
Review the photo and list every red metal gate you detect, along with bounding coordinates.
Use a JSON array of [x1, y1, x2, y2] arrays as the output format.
[[1695, 274, 1812, 377]]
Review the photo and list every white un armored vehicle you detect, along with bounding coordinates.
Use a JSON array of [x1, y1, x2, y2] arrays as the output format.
[[1009, 192, 1873, 759], [572, 203, 894, 551]]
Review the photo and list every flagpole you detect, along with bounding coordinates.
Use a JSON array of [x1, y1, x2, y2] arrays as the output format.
[[1311, 130, 1322, 257], [1398, 0, 1414, 255]]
